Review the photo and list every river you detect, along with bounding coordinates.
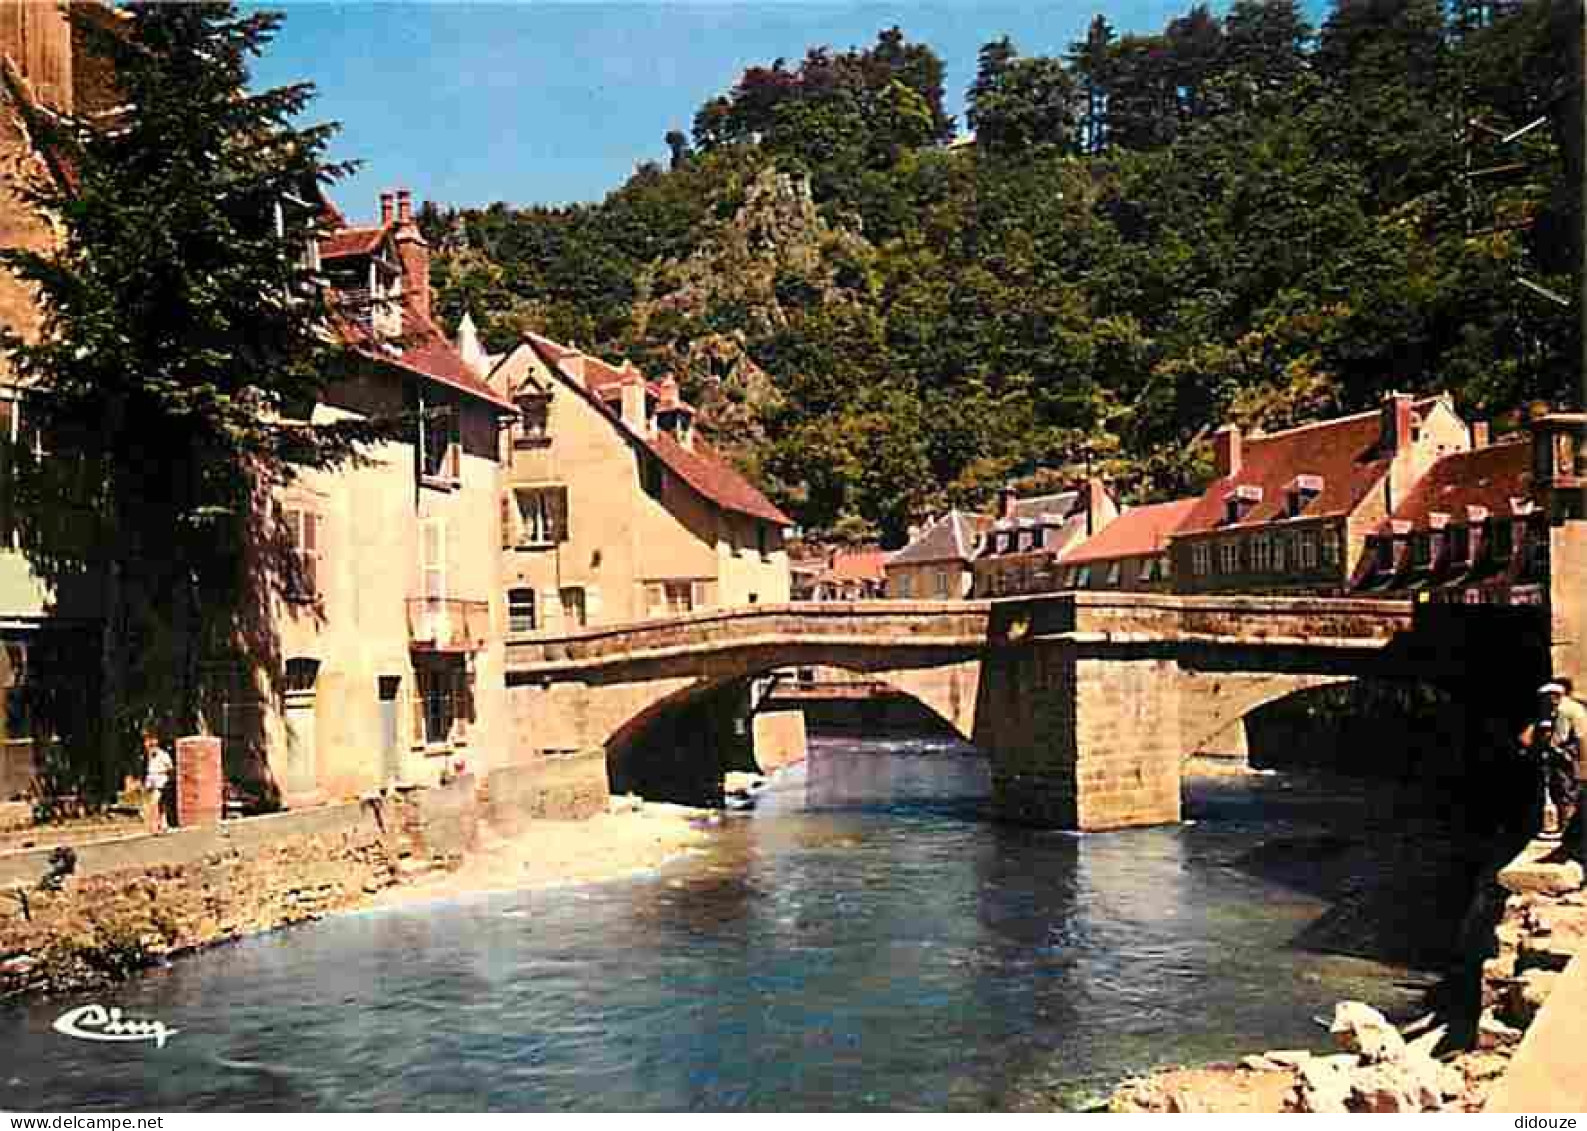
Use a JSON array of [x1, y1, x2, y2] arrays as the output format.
[[1, 734, 1489, 1111]]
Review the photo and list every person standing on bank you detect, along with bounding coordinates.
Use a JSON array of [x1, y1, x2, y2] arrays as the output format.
[[1538, 682, 1584, 846], [142, 729, 173, 835], [1560, 678, 1587, 860]]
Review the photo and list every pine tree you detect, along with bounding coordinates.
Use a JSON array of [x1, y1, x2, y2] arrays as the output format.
[[0, 3, 388, 800]]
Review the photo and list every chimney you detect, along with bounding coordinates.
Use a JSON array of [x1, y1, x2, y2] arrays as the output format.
[[1472, 420, 1490, 449], [1381, 391, 1413, 453], [392, 188, 431, 323], [1078, 477, 1113, 536], [379, 191, 395, 226], [1213, 424, 1242, 478], [997, 487, 1017, 521], [620, 378, 646, 433]]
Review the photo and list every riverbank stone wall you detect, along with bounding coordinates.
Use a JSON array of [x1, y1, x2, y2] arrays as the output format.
[[0, 781, 485, 997], [483, 751, 609, 830]]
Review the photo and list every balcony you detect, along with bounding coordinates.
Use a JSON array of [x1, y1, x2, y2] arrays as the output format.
[[406, 597, 490, 653]]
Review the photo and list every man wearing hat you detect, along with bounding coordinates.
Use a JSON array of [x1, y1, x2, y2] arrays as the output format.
[[1538, 680, 1586, 851]]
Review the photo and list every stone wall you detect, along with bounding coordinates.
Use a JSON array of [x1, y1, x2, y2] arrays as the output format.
[[0, 780, 482, 997], [483, 752, 609, 830]]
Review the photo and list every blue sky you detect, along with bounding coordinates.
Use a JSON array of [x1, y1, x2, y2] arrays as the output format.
[[250, 2, 1323, 222]]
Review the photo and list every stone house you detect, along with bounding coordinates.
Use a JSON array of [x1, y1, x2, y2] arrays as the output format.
[[229, 190, 518, 805], [1353, 419, 1562, 607], [1169, 393, 1470, 596], [1058, 497, 1198, 592], [883, 509, 989, 600], [0, 3, 121, 800], [971, 481, 1119, 597], [483, 330, 791, 633], [807, 547, 888, 601]]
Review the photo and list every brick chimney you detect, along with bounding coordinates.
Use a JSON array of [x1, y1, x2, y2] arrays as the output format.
[[1077, 477, 1116, 537], [1213, 424, 1242, 478], [620, 378, 646, 433], [392, 188, 431, 324], [1471, 420, 1490, 449], [380, 191, 395, 226], [1380, 391, 1413, 453]]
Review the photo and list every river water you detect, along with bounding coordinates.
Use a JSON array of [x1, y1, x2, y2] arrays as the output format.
[[2, 735, 1488, 1111]]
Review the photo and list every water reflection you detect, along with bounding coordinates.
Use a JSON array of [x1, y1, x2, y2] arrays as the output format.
[[1, 736, 1483, 1112]]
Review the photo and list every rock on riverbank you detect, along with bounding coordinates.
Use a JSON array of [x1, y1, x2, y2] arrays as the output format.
[[1109, 835, 1586, 1114]]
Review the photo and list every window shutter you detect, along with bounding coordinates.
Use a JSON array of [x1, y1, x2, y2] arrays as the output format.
[[553, 487, 569, 543], [500, 493, 514, 549], [421, 518, 447, 601], [410, 677, 425, 746]]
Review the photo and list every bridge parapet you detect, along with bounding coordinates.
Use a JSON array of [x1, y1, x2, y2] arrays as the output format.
[[505, 600, 995, 674], [1050, 593, 1414, 647]]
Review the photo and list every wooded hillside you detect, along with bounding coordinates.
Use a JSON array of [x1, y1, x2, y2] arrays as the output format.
[[425, 0, 1580, 544]]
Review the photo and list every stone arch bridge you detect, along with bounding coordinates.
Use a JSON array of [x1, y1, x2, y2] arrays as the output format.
[[503, 593, 1546, 831]]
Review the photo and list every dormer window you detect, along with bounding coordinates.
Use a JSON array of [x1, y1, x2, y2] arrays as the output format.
[[1285, 474, 1324, 518], [1224, 484, 1262, 524], [417, 398, 459, 485], [514, 393, 550, 447]]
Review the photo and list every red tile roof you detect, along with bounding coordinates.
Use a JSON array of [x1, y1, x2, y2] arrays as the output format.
[[365, 308, 513, 410], [320, 225, 387, 259], [524, 333, 791, 525], [1389, 437, 1532, 526], [1064, 498, 1199, 564], [648, 432, 791, 525], [1176, 398, 1445, 535]]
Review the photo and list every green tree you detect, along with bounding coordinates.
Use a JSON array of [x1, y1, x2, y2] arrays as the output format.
[[0, 4, 385, 800]]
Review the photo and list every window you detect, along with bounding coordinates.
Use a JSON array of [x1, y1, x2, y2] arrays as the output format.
[[1105, 561, 1122, 587], [1219, 538, 1240, 574], [1251, 535, 1272, 572], [1139, 557, 1157, 583], [640, 456, 664, 499], [644, 580, 713, 617], [1450, 525, 1471, 565], [514, 394, 550, 446], [414, 657, 469, 747], [559, 586, 587, 627], [1300, 532, 1318, 569], [1160, 553, 1172, 579], [1374, 538, 1393, 572], [282, 506, 322, 602], [933, 569, 950, 598], [418, 400, 460, 484], [1192, 542, 1212, 577], [1272, 535, 1287, 572], [1489, 519, 1514, 564], [1523, 525, 1548, 581], [507, 588, 537, 634], [420, 517, 447, 603], [896, 573, 914, 598], [1320, 527, 1341, 567], [757, 523, 770, 559], [1074, 565, 1092, 588], [511, 487, 568, 546], [2, 640, 27, 742], [1018, 529, 1034, 552]]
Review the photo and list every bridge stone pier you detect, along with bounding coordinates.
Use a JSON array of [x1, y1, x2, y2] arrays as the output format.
[[503, 593, 1527, 831]]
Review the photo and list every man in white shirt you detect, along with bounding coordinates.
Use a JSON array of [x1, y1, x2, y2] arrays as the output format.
[[142, 730, 173, 834]]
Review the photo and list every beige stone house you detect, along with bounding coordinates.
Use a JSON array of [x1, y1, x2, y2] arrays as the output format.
[[1058, 497, 1197, 592], [1169, 393, 1470, 595], [483, 330, 791, 633], [222, 191, 519, 805], [972, 481, 1119, 597], [884, 510, 989, 599]]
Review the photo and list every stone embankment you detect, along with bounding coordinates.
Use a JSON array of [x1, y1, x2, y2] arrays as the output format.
[[1110, 835, 1586, 1113], [0, 763, 712, 1000]]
